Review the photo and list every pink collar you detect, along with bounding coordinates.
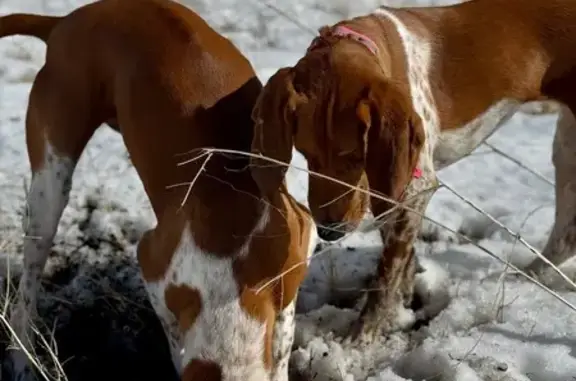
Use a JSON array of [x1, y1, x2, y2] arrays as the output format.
[[412, 167, 422, 178], [331, 25, 379, 55], [307, 25, 379, 55], [306, 26, 422, 180]]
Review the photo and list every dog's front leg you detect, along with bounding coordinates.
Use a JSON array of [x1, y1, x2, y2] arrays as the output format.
[[143, 281, 183, 376], [137, 230, 183, 377], [9, 145, 77, 381], [349, 175, 436, 342], [349, 212, 419, 342], [271, 300, 296, 381]]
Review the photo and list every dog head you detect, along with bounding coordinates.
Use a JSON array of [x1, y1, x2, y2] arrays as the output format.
[[251, 40, 425, 241]]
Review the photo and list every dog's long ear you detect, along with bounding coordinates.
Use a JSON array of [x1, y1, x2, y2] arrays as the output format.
[[251, 67, 306, 197], [356, 81, 425, 203]]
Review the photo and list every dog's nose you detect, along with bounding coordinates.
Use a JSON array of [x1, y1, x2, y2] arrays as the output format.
[[317, 223, 346, 242]]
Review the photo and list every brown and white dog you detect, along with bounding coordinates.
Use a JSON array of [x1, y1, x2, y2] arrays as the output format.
[[253, 0, 576, 341], [1, 0, 315, 380]]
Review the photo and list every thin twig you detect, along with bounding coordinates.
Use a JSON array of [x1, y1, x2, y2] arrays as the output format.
[[440, 180, 576, 291], [168, 152, 213, 209], [419, 213, 576, 312]]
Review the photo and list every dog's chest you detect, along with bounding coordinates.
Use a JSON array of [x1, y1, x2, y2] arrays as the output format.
[[147, 226, 268, 376]]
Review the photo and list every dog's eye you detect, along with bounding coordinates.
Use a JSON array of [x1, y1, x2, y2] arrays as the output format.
[[336, 150, 364, 170], [337, 149, 363, 164], [337, 149, 355, 157]]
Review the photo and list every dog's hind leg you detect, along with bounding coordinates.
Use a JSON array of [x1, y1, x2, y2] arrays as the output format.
[[527, 104, 576, 279], [7, 67, 100, 381]]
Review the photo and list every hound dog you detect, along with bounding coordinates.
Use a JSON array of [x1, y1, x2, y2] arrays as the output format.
[[1, 0, 315, 380], [251, 0, 576, 341]]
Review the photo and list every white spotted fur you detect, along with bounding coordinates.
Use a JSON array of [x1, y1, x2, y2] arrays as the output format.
[[270, 221, 317, 381], [271, 300, 295, 381], [145, 202, 314, 381], [172, 229, 268, 379], [10, 142, 75, 381], [374, 7, 438, 180], [146, 210, 270, 380]]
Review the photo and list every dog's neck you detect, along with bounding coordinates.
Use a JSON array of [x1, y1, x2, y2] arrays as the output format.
[[138, 76, 268, 258], [315, 15, 411, 89]]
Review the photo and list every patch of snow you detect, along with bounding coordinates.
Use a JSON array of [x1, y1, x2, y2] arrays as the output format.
[[414, 256, 452, 322]]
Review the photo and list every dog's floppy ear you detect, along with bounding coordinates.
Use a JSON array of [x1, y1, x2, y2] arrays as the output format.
[[356, 81, 425, 202], [251, 67, 306, 197]]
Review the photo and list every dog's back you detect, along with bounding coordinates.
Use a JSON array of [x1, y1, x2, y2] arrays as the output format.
[[2, 0, 262, 212], [46, 0, 257, 109]]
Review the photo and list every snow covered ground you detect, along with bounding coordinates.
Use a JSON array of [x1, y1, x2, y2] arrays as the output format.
[[1, 0, 576, 380]]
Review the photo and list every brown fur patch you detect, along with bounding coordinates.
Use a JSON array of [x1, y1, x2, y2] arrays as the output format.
[[182, 359, 223, 381], [164, 284, 202, 333]]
